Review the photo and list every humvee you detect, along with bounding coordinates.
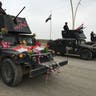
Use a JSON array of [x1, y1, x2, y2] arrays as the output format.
[[47, 29, 96, 60], [0, 15, 68, 86]]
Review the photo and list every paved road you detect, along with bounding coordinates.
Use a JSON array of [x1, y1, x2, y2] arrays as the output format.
[[0, 56, 96, 96]]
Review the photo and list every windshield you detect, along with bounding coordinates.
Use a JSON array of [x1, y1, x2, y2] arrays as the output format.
[[18, 36, 36, 46], [3, 35, 36, 46], [3, 35, 17, 46]]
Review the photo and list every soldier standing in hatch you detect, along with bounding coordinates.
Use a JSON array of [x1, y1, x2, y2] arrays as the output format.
[[63, 22, 69, 31], [62, 22, 69, 38], [0, 1, 6, 15]]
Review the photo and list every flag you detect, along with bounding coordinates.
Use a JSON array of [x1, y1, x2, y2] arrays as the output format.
[[75, 24, 84, 30], [45, 14, 51, 23]]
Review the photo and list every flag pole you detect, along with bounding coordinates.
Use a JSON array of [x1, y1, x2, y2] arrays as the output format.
[[50, 15, 52, 40], [45, 11, 52, 40], [50, 11, 52, 40]]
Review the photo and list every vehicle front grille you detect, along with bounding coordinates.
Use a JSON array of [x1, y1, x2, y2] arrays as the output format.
[[31, 52, 53, 64]]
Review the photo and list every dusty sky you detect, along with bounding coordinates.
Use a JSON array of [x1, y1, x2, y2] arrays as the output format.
[[1, 0, 96, 40]]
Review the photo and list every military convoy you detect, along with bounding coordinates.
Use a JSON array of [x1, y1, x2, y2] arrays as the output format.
[[0, 14, 68, 87], [0, 2, 95, 88], [47, 28, 96, 60]]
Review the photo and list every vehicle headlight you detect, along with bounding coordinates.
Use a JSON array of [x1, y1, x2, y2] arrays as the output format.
[[18, 53, 24, 58]]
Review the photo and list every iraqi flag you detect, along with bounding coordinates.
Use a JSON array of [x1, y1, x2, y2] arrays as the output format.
[[45, 14, 52, 23]]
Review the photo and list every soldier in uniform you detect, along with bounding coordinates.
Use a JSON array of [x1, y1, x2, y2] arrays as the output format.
[[0, 1, 6, 15], [62, 22, 69, 38], [90, 31, 96, 42], [63, 22, 69, 31]]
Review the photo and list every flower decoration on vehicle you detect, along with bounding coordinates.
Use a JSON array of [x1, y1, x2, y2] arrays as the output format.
[[35, 41, 41, 46], [0, 41, 10, 48], [27, 49, 34, 56], [0, 27, 8, 35], [0, 27, 10, 48], [44, 44, 49, 53], [19, 39, 27, 46]]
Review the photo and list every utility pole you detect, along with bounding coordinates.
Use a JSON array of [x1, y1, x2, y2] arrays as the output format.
[[50, 16, 52, 40]]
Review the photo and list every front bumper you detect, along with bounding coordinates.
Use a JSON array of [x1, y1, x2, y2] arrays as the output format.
[[29, 60, 68, 78]]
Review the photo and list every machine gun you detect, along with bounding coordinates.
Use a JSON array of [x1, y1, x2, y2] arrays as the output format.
[[13, 6, 25, 24]]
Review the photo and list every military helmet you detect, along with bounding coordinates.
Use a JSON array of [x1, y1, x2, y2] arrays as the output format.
[[65, 22, 68, 25]]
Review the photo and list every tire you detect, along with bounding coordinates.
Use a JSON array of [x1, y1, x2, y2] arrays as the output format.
[[80, 49, 92, 60], [0, 59, 23, 86]]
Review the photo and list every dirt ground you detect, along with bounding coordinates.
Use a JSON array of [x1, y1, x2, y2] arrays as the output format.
[[0, 56, 96, 96]]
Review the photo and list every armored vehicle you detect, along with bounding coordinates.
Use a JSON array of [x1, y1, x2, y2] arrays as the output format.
[[0, 14, 68, 86], [47, 28, 96, 60]]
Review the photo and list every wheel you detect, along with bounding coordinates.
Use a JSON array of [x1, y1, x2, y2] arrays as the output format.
[[80, 49, 92, 60], [0, 59, 23, 86]]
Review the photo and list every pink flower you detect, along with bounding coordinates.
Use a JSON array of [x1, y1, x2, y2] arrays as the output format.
[[1, 42, 9, 48]]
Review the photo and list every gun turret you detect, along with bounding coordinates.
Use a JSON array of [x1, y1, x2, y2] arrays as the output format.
[[0, 6, 31, 34]]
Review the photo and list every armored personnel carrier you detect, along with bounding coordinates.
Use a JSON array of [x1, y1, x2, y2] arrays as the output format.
[[47, 28, 96, 60], [0, 14, 68, 87]]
